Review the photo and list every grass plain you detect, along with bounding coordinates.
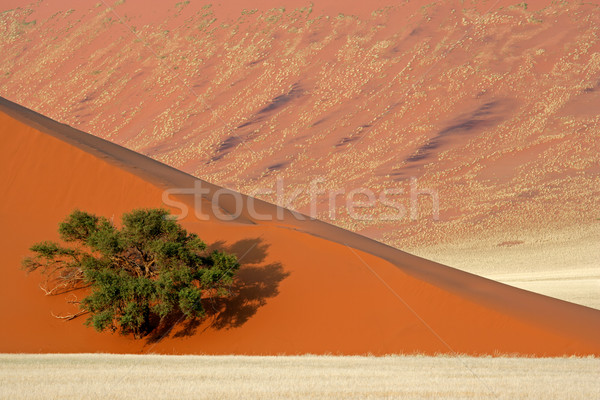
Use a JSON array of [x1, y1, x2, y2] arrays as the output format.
[[1, 354, 599, 399], [409, 224, 600, 310]]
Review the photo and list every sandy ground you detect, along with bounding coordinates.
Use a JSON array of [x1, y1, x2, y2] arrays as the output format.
[[0, 0, 598, 253], [1, 0, 598, 327], [1, 354, 599, 400], [408, 224, 600, 310], [2, 97, 600, 356]]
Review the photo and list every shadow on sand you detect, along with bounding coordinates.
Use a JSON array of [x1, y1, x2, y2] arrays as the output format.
[[145, 237, 288, 344]]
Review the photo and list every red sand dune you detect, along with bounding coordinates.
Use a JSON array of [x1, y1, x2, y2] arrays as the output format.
[[1, 0, 598, 252], [1, 97, 599, 356]]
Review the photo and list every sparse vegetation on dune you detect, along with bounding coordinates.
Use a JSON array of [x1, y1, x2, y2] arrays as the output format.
[[22, 208, 239, 338], [0, 354, 599, 399], [0, 0, 597, 254], [4, 100, 598, 356], [1, 0, 599, 366]]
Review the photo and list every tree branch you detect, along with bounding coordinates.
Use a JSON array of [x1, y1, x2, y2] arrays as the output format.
[[51, 310, 88, 320]]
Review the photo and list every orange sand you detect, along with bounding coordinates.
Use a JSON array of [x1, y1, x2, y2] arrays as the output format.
[[1, 97, 599, 356]]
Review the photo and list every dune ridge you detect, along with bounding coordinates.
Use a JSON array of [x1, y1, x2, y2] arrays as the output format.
[[1, 0, 598, 254], [1, 97, 599, 356]]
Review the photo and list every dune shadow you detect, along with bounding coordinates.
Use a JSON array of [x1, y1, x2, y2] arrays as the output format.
[[145, 237, 289, 344], [391, 99, 514, 179]]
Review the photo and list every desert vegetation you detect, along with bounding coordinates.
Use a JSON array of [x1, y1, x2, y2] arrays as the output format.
[[0, 354, 599, 399], [22, 208, 239, 338], [0, 1, 598, 254]]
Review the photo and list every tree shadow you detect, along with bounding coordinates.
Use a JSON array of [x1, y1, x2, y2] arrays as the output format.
[[201, 262, 289, 330], [144, 310, 186, 344], [144, 237, 289, 344], [206, 237, 269, 265]]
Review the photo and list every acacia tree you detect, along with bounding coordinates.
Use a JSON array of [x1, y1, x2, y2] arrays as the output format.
[[22, 208, 239, 338]]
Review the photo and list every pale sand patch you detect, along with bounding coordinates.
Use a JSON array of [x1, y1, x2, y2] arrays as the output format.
[[487, 269, 600, 310], [407, 224, 600, 309], [0, 354, 598, 400]]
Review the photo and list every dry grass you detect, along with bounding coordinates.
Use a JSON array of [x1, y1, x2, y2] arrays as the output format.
[[409, 224, 600, 310], [1, 354, 599, 399]]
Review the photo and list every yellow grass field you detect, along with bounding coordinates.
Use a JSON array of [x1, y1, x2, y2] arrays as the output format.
[[1, 354, 598, 399], [409, 225, 600, 310]]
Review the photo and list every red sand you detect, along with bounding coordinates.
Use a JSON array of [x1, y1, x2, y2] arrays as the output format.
[[1, 97, 599, 356], [0, 0, 598, 253]]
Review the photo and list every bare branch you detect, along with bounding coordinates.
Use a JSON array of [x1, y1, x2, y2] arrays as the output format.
[[51, 310, 88, 320], [66, 293, 81, 305], [39, 280, 71, 296]]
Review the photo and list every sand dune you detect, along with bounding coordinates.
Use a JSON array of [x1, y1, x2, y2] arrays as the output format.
[[1, 0, 598, 255], [1, 97, 599, 356]]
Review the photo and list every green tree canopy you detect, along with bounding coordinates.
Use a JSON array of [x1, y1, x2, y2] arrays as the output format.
[[22, 208, 239, 338]]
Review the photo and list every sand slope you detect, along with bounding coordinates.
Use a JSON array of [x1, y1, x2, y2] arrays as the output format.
[[1, 97, 599, 356], [1, 0, 598, 254]]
